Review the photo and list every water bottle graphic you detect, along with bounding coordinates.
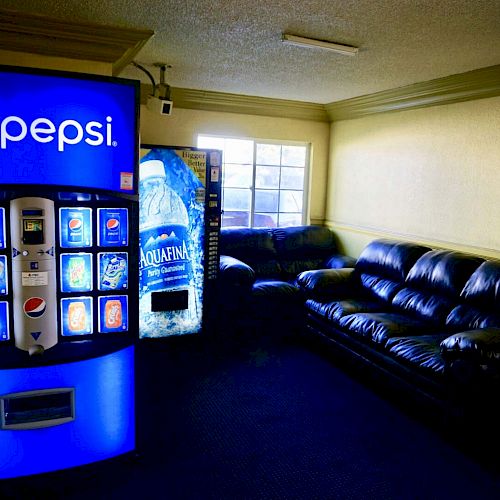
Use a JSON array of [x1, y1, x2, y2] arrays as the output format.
[[139, 157, 202, 337]]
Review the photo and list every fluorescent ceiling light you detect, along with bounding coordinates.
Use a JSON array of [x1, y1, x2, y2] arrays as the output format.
[[282, 33, 358, 56]]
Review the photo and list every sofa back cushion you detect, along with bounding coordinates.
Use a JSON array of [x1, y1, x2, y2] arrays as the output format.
[[405, 250, 484, 297], [446, 260, 500, 330], [356, 240, 431, 282], [393, 250, 484, 326], [355, 240, 431, 303], [460, 260, 500, 309], [272, 225, 338, 277], [220, 228, 280, 278]]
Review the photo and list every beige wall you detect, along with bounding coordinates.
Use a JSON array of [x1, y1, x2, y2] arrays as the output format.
[[327, 96, 500, 259], [139, 105, 330, 225], [0, 49, 111, 75]]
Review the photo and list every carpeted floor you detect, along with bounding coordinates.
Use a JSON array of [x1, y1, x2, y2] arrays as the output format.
[[1, 336, 499, 499]]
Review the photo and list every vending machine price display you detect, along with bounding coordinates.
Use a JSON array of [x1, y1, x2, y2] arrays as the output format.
[[22, 219, 44, 245]]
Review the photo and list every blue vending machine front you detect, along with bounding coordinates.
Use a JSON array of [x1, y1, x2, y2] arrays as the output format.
[[0, 65, 139, 479]]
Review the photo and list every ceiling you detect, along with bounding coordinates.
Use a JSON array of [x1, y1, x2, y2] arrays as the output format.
[[2, 0, 500, 104]]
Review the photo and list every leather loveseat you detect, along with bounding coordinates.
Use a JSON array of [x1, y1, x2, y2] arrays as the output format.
[[217, 225, 356, 337], [296, 239, 500, 416]]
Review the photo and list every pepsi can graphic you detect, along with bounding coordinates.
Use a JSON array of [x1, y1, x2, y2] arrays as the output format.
[[98, 295, 128, 333], [61, 297, 92, 336], [0, 301, 9, 341], [106, 214, 121, 244], [98, 208, 128, 247], [59, 207, 92, 248], [0, 255, 8, 295], [98, 252, 128, 290], [68, 213, 83, 243]]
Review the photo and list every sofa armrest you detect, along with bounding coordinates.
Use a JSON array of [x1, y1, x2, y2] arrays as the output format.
[[441, 327, 500, 363], [325, 254, 357, 269], [219, 255, 256, 289], [295, 268, 355, 300]]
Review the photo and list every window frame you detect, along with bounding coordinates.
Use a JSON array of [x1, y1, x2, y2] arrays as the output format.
[[198, 134, 310, 229]]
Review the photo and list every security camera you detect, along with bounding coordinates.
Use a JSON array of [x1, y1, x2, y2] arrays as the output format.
[[147, 95, 173, 116]]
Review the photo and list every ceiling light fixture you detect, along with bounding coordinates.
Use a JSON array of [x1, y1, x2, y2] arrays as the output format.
[[281, 33, 358, 56]]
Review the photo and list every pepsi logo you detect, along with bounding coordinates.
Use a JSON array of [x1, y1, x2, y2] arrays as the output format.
[[106, 218, 119, 230], [23, 297, 46, 319], [68, 218, 82, 231]]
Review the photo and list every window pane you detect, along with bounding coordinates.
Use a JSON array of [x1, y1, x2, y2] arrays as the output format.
[[278, 213, 302, 227], [224, 139, 253, 164], [280, 167, 304, 190], [279, 190, 303, 212], [255, 165, 280, 189], [224, 164, 253, 188], [223, 188, 251, 210], [254, 189, 279, 212], [222, 211, 250, 228], [256, 143, 281, 165], [198, 135, 225, 152], [282, 145, 306, 167], [254, 213, 277, 228]]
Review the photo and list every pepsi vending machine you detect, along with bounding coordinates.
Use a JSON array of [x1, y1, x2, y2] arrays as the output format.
[[139, 146, 222, 338], [0, 65, 139, 478]]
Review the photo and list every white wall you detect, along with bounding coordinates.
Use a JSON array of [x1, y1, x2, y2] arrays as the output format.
[[140, 106, 331, 225], [327, 96, 500, 259]]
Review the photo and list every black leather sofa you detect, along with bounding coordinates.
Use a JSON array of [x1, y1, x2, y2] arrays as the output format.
[[296, 239, 500, 417], [217, 225, 356, 337]]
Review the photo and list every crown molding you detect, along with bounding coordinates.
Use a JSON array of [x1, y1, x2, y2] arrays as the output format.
[[172, 87, 329, 121], [141, 65, 500, 123], [162, 87, 329, 122], [325, 65, 500, 121], [0, 8, 153, 75]]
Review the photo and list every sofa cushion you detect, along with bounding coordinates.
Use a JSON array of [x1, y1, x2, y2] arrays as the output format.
[[355, 240, 431, 282], [460, 260, 500, 309], [359, 274, 403, 303], [405, 250, 484, 298], [385, 334, 449, 376], [296, 268, 355, 300], [440, 327, 500, 364], [220, 228, 281, 278], [305, 298, 386, 324], [339, 312, 435, 346], [252, 279, 300, 298], [392, 288, 456, 326]]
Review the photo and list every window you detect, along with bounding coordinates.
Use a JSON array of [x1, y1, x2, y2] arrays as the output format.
[[198, 135, 309, 228]]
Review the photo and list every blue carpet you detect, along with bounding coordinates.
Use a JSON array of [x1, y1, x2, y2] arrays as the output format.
[[1, 337, 499, 499]]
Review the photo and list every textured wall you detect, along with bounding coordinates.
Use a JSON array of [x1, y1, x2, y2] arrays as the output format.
[[327, 96, 500, 259], [140, 106, 331, 224]]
